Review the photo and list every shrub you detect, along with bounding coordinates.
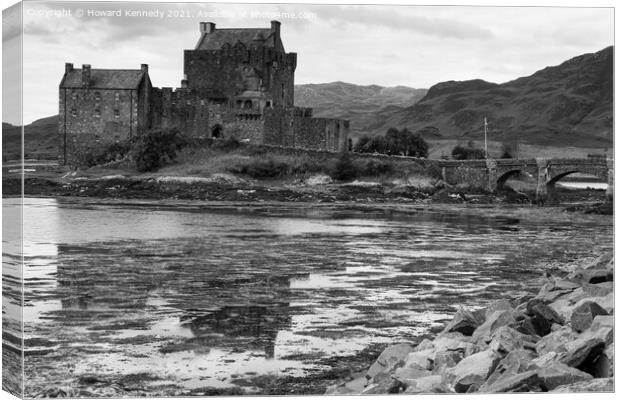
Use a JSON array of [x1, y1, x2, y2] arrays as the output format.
[[451, 145, 486, 160], [500, 142, 514, 159], [353, 158, 394, 176], [330, 151, 358, 181], [289, 155, 325, 175], [131, 128, 186, 172], [229, 156, 289, 178], [74, 141, 131, 167], [211, 136, 241, 151], [354, 128, 429, 157]]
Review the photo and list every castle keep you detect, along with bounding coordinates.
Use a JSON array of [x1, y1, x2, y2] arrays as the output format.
[[58, 21, 350, 165]]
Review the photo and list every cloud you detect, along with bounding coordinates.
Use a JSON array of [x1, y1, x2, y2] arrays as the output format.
[[11, 2, 615, 125], [307, 5, 495, 40]]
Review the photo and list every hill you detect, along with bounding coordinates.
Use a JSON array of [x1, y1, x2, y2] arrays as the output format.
[[367, 47, 613, 149], [294, 81, 427, 136], [3, 115, 58, 160]]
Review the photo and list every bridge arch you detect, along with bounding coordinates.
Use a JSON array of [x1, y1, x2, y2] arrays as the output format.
[[496, 170, 524, 190], [547, 170, 606, 186], [544, 170, 608, 204]]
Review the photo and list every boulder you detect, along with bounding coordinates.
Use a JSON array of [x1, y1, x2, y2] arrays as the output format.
[[535, 325, 579, 355], [325, 376, 367, 395], [601, 343, 614, 378], [472, 307, 487, 325], [442, 308, 481, 336], [538, 362, 593, 390], [591, 352, 612, 378], [361, 377, 402, 394], [403, 375, 451, 394], [552, 377, 613, 392], [479, 370, 542, 393], [392, 365, 432, 387], [580, 324, 614, 347], [432, 350, 464, 374], [528, 301, 565, 325], [366, 343, 413, 381], [484, 299, 514, 318], [510, 292, 535, 307], [513, 316, 549, 337], [472, 310, 517, 344], [445, 349, 501, 393], [581, 253, 614, 270], [582, 282, 613, 297], [415, 338, 435, 351], [488, 326, 526, 355], [535, 279, 580, 303], [479, 349, 536, 391], [401, 349, 434, 371], [590, 315, 613, 331], [570, 301, 609, 333], [559, 336, 606, 371], [532, 351, 560, 368], [548, 298, 576, 322], [571, 268, 613, 285], [432, 332, 478, 356]]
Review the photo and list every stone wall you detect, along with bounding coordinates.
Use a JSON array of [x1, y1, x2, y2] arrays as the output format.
[[263, 107, 349, 152], [59, 87, 140, 165]]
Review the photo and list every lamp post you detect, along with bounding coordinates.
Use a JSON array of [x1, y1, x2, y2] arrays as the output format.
[[484, 117, 488, 159]]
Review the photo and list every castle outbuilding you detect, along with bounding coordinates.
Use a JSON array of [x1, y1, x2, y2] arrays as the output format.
[[58, 21, 350, 165]]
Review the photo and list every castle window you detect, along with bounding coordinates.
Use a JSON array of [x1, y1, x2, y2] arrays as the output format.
[[71, 108, 77, 116], [93, 108, 101, 117], [71, 92, 78, 100], [200, 100, 205, 106], [186, 100, 191, 105], [236, 100, 243, 109], [114, 109, 120, 118], [244, 100, 252, 109], [266, 101, 272, 109], [94, 92, 101, 101], [114, 92, 120, 101]]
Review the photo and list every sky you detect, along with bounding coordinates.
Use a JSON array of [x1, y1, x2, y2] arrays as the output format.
[[2, 0, 615, 125]]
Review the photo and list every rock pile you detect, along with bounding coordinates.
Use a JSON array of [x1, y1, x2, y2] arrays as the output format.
[[326, 253, 614, 394]]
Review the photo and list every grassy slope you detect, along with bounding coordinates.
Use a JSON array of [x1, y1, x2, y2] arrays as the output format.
[[368, 47, 613, 149], [3, 115, 58, 160], [294, 82, 427, 136]]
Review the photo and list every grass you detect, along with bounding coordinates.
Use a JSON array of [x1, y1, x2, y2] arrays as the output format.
[[427, 139, 611, 160]]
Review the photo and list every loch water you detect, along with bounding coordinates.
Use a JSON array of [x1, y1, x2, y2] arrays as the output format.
[[2, 197, 613, 395]]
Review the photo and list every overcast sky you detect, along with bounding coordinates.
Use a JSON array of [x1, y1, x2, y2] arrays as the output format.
[[2, 1, 614, 125]]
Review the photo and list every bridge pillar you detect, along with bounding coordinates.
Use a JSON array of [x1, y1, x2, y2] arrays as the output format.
[[535, 158, 550, 204], [606, 157, 614, 202], [486, 159, 498, 192]]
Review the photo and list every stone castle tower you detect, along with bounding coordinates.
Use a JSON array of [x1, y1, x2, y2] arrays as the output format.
[[59, 21, 349, 165]]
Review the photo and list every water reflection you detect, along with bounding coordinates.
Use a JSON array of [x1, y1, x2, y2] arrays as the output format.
[[7, 197, 613, 396]]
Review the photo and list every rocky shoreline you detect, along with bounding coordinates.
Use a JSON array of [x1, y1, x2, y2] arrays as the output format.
[[327, 253, 614, 394], [3, 174, 611, 210]]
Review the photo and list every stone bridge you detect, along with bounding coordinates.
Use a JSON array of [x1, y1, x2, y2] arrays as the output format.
[[436, 157, 613, 203]]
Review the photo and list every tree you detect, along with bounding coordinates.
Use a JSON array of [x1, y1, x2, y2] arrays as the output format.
[[330, 150, 358, 181], [451, 144, 486, 160], [500, 141, 514, 159], [355, 128, 429, 158], [131, 128, 185, 172]]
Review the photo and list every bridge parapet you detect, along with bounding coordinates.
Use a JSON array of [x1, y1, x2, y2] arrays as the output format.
[[435, 157, 611, 204]]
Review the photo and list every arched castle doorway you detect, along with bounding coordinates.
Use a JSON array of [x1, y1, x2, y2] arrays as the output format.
[[211, 124, 223, 138]]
